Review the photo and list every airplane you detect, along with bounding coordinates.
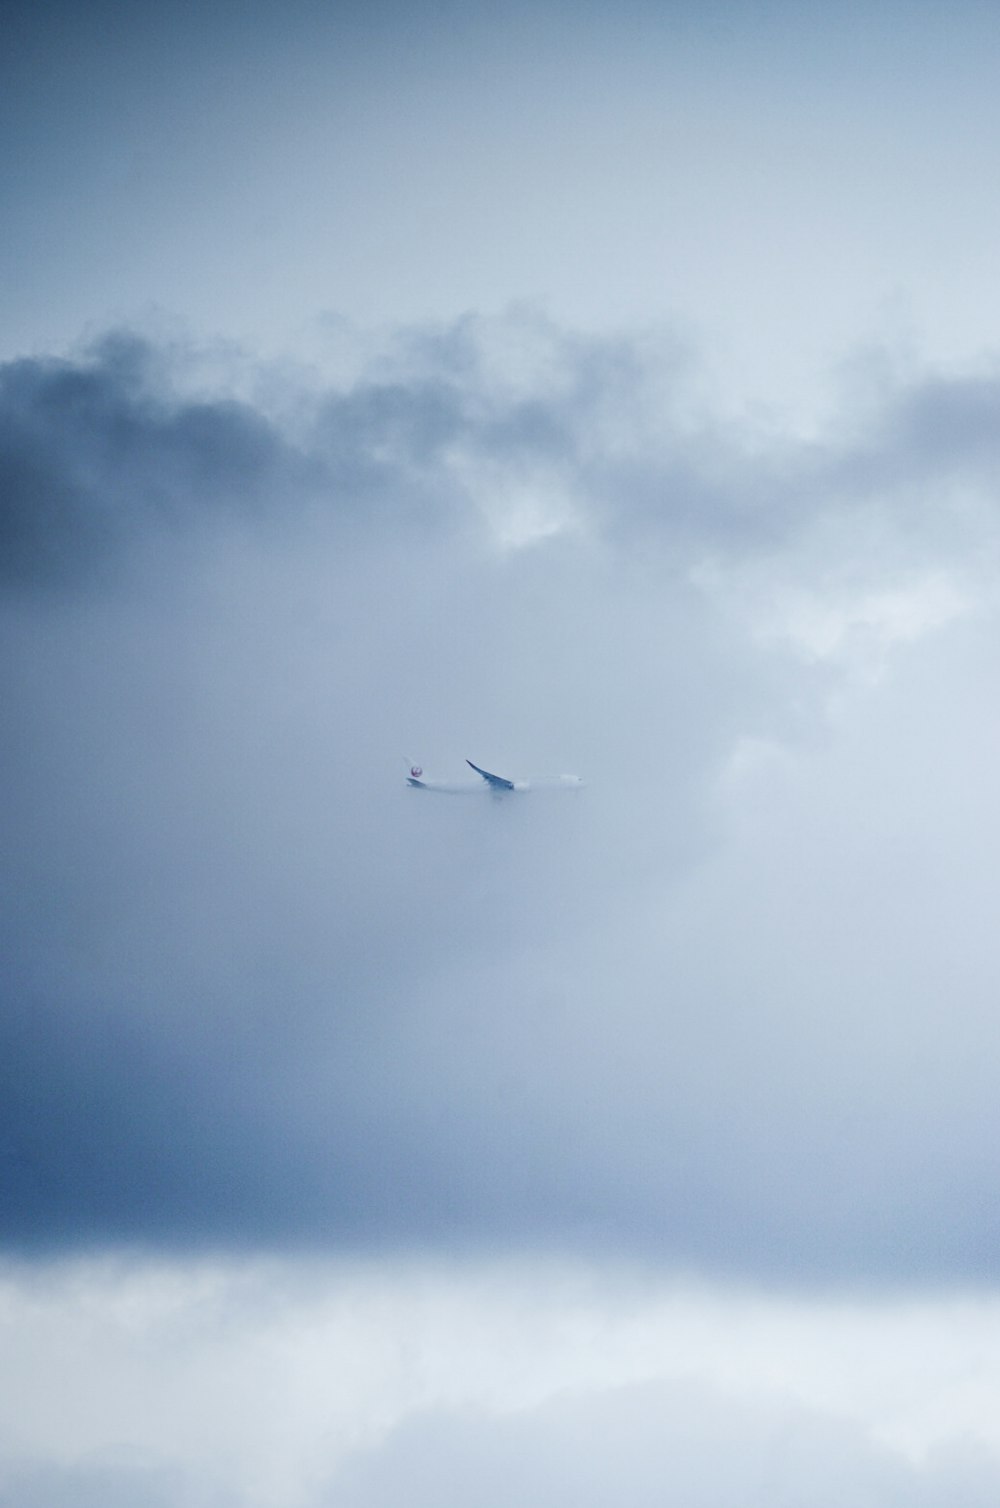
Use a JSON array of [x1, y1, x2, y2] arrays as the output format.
[[407, 759, 584, 795]]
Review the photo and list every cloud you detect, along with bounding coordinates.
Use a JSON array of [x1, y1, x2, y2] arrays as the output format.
[[0, 1456, 211, 1508], [330, 1383, 1000, 1508], [2, 314, 1000, 1278], [3, 1256, 1000, 1508], [0, 332, 316, 588]]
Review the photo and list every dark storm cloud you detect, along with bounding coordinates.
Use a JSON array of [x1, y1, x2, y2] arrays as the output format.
[[0, 334, 316, 586], [0, 319, 617, 586], [4, 317, 1000, 1279]]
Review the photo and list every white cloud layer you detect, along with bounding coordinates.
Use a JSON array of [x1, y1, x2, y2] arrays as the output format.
[[3, 1257, 1000, 1507]]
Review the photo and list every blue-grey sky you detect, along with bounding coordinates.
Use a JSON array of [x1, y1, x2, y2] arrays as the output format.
[[6, 0, 1000, 418], [6, 1, 1000, 1502]]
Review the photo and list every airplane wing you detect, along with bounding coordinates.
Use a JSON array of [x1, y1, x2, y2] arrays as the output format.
[[466, 760, 516, 791]]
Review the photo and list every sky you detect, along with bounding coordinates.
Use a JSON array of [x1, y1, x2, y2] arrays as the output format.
[[5, 0, 1000, 1502]]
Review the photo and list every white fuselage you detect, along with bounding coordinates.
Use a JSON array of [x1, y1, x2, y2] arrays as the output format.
[[407, 774, 583, 795]]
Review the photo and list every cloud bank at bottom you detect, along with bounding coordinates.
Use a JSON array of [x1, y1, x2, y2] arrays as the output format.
[[2, 1256, 1000, 1508]]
